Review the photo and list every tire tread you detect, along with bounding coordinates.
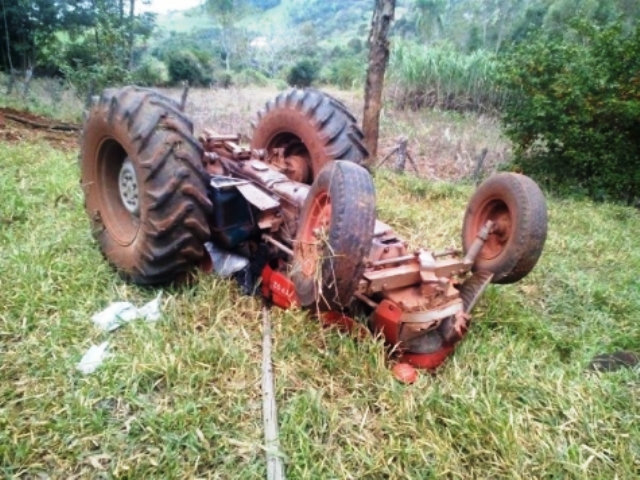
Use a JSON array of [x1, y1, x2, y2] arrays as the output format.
[[81, 86, 212, 284]]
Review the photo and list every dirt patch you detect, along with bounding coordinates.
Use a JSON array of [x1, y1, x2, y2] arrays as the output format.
[[0, 107, 80, 151]]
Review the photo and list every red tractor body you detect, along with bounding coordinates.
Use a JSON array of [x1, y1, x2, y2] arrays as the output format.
[[80, 87, 548, 371]]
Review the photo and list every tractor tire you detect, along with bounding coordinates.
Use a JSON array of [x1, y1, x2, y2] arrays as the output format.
[[292, 161, 376, 310], [80, 86, 212, 285], [250, 89, 369, 184], [462, 173, 547, 284]]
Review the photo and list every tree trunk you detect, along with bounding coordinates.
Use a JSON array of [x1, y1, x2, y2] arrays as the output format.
[[222, 35, 230, 71], [1, 0, 13, 72], [495, 7, 508, 53], [128, 0, 135, 69], [92, 0, 101, 60], [362, 0, 395, 166]]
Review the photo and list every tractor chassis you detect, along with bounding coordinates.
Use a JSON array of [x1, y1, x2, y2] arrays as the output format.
[[198, 130, 496, 370], [80, 87, 547, 375]]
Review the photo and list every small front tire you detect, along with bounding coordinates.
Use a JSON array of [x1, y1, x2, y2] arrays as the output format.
[[462, 173, 547, 284], [292, 161, 376, 310]]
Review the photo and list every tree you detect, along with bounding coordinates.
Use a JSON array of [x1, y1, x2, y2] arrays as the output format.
[[0, 0, 155, 76], [499, 20, 640, 203], [1, 0, 12, 71], [205, 0, 249, 71], [0, 0, 61, 72], [363, 0, 396, 164], [414, 0, 447, 42], [286, 58, 319, 87]]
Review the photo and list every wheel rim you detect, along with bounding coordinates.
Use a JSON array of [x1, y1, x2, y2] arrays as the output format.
[[296, 191, 332, 277], [97, 139, 140, 246], [118, 157, 140, 216], [267, 133, 312, 184], [284, 153, 311, 184], [472, 198, 513, 260]]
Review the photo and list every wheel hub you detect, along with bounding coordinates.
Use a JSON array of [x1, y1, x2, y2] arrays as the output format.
[[284, 154, 311, 184], [297, 193, 332, 277], [477, 200, 511, 260], [118, 158, 140, 216]]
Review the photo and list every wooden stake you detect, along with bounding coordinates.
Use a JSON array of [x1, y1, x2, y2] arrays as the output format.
[[393, 136, 408, 172], [473, 148, 489, 185], [262, 306, 285, 480], [180, 82, 190, 112]]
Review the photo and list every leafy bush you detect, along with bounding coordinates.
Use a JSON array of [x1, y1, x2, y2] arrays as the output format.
[[215, 70, 234, 88], [59, 62, 131, 100], [286, 59, 319, 87], [133, 56, 169, 86], [347, 37, 363, 55], [55, 36, 132, 98], [388, 40, 502, 112], [498, 21, 640, 203], [234, 68, 269, 87], [325, 57, 363, 89], [167, 50, 211, 86], [63, 42, 100, 70]]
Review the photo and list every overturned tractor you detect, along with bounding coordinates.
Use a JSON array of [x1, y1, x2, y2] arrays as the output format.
[[80, 86, 547, 370]]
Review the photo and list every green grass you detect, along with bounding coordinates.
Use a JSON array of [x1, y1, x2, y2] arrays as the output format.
[[1, 140, 639, 477]]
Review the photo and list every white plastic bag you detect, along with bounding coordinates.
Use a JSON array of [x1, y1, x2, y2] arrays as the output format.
[[77, 341, 110, 374], [91, 293, 163, 332]]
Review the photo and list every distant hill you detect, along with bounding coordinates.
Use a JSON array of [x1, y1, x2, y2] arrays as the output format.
[[154, 0, 412, 45]]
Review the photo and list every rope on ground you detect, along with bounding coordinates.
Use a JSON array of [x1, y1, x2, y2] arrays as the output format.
[[261, 306, 285, 480]]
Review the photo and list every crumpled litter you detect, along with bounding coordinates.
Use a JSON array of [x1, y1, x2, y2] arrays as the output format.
[[91, 292, 163, 332], [77, 293, 163, 374], [77, 341, 110, 374], [204, 241, 249, 277]]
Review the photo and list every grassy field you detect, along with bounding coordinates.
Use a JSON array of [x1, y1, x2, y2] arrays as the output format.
[[1, 116, 639, 477]]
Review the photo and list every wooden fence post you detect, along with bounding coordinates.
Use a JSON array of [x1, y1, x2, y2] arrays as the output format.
[[7, 68, 16, 95], [394, 136, 408, 172], [22, 68, 32, 98], [473, 148, 489, 185]]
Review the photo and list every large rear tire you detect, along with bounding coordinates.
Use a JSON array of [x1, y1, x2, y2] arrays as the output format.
[[250, 89, 369, 184], [292, 161, 376, 310], [80, 86, 212, 284], [462, 173, 547, 284]]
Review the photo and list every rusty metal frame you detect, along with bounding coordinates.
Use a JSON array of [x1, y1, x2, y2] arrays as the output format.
[[197, 130, 496, 368]]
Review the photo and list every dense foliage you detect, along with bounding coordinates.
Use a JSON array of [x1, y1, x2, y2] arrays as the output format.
[[0, 0, 61, 72], [499, 21, 640, 203], [286, 59, 319, 88], [388, 40, 501, 111], [166, 50, 212, 86], [0, 0, 155, 96], [132, 55, 169, 86]]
